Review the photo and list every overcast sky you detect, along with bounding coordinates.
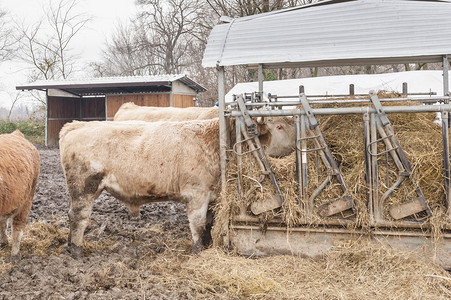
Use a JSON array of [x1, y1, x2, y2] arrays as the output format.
[[0, 0, 138, 108]]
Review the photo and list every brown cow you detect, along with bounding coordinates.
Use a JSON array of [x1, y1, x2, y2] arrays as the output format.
[[114, 102, 218, 122], [0, 130, 40, 259], [59, 118, 295, 258]]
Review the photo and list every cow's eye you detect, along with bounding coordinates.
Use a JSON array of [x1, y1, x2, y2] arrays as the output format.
[[276, 125, 284, 130]]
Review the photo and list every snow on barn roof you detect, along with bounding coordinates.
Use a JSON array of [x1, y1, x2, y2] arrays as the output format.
[[16, 74, 207, 96], [225, 70, 448, 101], [202, 0, 451, 68]]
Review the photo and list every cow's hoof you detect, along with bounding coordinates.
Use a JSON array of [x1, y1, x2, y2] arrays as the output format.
[[67, 244, 84, 259], [191, 241, 204, 255], [9, 253, 20, 263], [128, 214, 141, 222]]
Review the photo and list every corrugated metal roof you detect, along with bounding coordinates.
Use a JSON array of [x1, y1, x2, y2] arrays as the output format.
[[202, 0, 451, 68], [16, 74, 207, 96]]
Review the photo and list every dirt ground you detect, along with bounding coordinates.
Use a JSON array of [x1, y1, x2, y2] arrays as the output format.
[[1, 146, 450, 299]]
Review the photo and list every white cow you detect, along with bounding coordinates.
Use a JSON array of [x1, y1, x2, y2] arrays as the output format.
[[59, 117, 295, 258], [114, 102, 218, 122]]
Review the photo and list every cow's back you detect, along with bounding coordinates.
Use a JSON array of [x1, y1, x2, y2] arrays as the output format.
[[59, 120, 220, 202], [113, 103, 218, 122], [0, 130, 40, 214]]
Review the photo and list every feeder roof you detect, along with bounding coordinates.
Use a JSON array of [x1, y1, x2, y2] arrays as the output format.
[[16, 74, 206, 96], [202, 0, 451, 68]]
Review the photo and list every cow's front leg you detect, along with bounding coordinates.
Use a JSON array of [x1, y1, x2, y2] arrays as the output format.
[[186, 192, 211, 254], [125, 203, 141, 221], [68, 195, 95, 259]]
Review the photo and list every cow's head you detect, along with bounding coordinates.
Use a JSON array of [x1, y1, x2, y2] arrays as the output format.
[[257, 116, 295, 157]]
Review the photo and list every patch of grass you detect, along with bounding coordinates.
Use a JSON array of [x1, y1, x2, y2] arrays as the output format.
[[0, 120, 45, 144]]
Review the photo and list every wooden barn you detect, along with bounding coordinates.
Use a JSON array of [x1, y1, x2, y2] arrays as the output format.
[[16, 75, 206, 146]]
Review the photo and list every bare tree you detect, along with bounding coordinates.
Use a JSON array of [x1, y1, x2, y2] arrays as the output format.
[[91, 22, 148, 76], [94, 0, 205, 77], [0, 8, 18, 62], [136, 0, 203, 74], [17, 0, 91, 81], [205, 0, 318, 18], [93, 0, 325, 105], [7, 92, 25, 122]]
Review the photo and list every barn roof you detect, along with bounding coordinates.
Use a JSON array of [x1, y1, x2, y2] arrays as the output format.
[[16, 74, 206, 96], [202, 0, 451, 68]]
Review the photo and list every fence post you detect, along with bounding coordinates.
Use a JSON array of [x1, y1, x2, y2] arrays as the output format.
[[442, 111, 451, 219], [299, 85, 305, 94], [402, 82, 408, 96]]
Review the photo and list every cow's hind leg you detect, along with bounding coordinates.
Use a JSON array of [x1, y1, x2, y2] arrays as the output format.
[[186, 192, 211, 254], [10, 200, 32, 259], [67, 172, 104, 259], [202, 208, 214, 247], [67, 195, 96, 258], [0, 217, 8, 249]]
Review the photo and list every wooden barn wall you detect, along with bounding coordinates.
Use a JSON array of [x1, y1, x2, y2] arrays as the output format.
[[106, 94, 170, 119], [48, 96, 79, 119], [47, 96, 105, 146], [81, 97, 106, 120], [172, 94, 196, 108]]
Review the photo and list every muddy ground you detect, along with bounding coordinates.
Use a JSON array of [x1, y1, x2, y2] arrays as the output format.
[[1, 146, 450, 299]]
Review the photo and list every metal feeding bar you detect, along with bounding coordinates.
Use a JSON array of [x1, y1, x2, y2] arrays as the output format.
[[297, 92, 356, 218], [268, 92, 438, 100], [227, 96, 449, 108], [229, 102, 451, 117], [367, 91, 432, 222], [233, 94, 283, 215]]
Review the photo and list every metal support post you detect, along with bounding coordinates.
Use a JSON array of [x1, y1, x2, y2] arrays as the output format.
[[402, 82, 408, 96], [235, 117, 243, 205], [349, 84, 354, 96], [370, 112, 381, 222], [442, 111, 451, 218], [218, 66, 227, 192], [217, 66, 229, 246], [258, 64, 264, 98], [363, 112, 373, 221], [45, 91, 49, 146], [300, 114, 309, 211], [444, 55, 449, 102], [294, 115, 303, 207]]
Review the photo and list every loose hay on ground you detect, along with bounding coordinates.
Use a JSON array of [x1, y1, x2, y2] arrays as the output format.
[[181, 241, 451, 299], [2, 218, 450, 299]]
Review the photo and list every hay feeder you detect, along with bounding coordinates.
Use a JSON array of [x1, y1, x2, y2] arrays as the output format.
[[216, 89, 451, 269]]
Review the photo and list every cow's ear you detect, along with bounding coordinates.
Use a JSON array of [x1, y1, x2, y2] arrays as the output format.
[[256, 117, 265, 124]]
